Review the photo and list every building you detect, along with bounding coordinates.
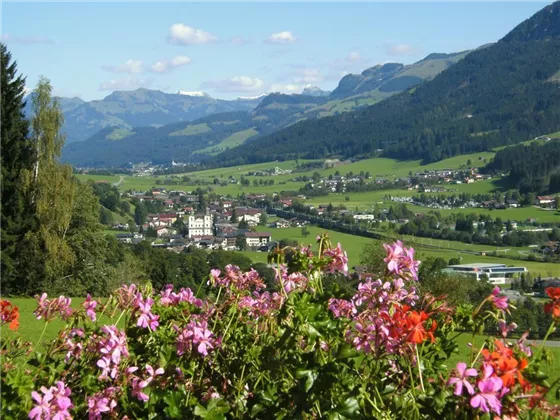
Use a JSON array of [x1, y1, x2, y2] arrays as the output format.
[[353, 214, 375, 221], [537, 196, 555, 206], [156, 227, 170, 238], [236, 207, 262, 224], [444, 263, 528, 285], [116, 233, 144, 243], [533, 278, 560, 297], [188, 214, 214, 237], [274, 219, 291, 228], [245, 232, 271, 248]]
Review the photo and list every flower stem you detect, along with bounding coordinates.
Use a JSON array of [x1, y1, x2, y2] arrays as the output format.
[[415, 344, 425, 392], [36, 321, 49, 350]]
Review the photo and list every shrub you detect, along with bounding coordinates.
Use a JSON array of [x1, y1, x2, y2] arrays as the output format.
[[1, 236, 559, 418]]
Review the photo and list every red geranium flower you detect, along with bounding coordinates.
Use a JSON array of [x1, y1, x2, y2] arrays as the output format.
[[545, 287, 560, 301], [1, 299, 20, 331]]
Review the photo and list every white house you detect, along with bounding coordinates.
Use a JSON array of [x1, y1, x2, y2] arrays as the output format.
[[537, 196, 555, 207], [353, 214, 375, 221], [245, 232, 271, 248], [188, 214, 214, 237]]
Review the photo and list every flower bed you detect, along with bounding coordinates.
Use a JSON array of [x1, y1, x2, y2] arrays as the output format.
[[2, 235, 559, 419]]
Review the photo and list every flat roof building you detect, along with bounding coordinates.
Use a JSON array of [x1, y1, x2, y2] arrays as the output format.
[[443, 263, 528, 285]]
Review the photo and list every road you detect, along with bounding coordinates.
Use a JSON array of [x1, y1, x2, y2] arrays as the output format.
[[112, 176, 124, 187]]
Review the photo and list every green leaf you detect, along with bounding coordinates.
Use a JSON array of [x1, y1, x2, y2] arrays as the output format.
[[295, 369, 318, 393]]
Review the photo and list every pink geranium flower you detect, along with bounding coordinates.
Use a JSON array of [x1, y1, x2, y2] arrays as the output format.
[[29, 381, 73, 420], [498, 320, 517, 338], [447, 362, 478, 396], [470, 364, 507, 415], [489, 287, 509, 311], [83, 294, 97, 321]]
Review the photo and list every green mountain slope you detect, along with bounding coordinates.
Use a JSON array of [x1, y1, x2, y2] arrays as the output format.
[[25, 89, 263, 144], [212, 1, 560, 166], [64, 52, 467, 166], [329, 51, 470, 100], [62, 94, 328, 167]]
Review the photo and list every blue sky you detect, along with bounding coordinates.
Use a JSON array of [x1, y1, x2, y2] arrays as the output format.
[[1, 2, 551, 101]]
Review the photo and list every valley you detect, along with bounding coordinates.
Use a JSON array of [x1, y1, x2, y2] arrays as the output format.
[[3, 2, 560, 417]]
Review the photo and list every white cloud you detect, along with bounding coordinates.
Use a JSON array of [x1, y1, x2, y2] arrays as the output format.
[[98, 77, 155, 91], [102, 59, 144, 74], [346, 51, 363, 63], [269, 84, 304, 94], [201, 76, 265, 93], [167, 23, 217, 46], [386, 44, 416, 56], [266, 31, 297, 45], [150, 55, 191, 73], [1, 34, 54, 45]]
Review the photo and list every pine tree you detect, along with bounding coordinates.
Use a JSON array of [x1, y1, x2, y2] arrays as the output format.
[[0, 43, 35, 294]]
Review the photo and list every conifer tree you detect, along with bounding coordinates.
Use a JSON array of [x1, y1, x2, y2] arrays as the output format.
[[0, 43, 35, 293]]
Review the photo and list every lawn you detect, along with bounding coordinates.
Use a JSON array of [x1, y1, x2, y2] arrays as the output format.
[[258, 224, 560, 276], [409, 204, 560, 224], [2, 297, 124, 347], [73, 153, 499, 201], [256, 225, 379, 266]]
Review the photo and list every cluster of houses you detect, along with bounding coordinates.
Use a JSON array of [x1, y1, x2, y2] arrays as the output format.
[[410, 168, 493, 187], [391, 194, 558, 211], [116, 190, 274, 253]]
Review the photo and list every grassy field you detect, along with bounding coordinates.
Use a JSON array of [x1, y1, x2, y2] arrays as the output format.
[[409, 204, 560, 224], [256, 225, 375, 266], [195, 128, 258, 155], [259, 225, 560, 275]]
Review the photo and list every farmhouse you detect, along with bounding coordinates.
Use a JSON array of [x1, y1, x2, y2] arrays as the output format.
[[537, 196, 555, 207], [245, 231, 271, 248]]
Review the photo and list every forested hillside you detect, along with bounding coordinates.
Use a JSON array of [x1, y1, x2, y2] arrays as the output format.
[[211, 2, 560, 166], [62, 94, 329, 167], [61, 51, 471, 167], [486, 139, 560, 194]]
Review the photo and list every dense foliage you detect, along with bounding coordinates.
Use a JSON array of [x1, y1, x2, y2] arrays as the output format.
[[0, 43, 35, 292], [2, 239, 560, 419], [485, 141, 560, 194], [210, 2, 560, 167], [399, 211, 560, 249]]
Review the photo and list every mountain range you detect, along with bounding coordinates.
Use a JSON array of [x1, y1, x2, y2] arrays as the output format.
[[208, 1, 560, 166], [24, 90, 264, 144], [60, 51, 469, 167]]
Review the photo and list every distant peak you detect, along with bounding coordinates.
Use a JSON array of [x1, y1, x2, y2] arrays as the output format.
[[237, 93, 268, 100], [302, 85, 330, 97], [177, 90, 211, 98]]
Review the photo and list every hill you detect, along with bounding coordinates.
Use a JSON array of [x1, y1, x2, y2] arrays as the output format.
[[24, 89, 263, 144], [62, 51, 471, 167], [211, 2, 560, 167], [62, 94, 330, 167], [329, 51, 470, 100]]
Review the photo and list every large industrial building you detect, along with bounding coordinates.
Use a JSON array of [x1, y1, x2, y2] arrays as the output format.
[[443, 263, 528, 285]]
